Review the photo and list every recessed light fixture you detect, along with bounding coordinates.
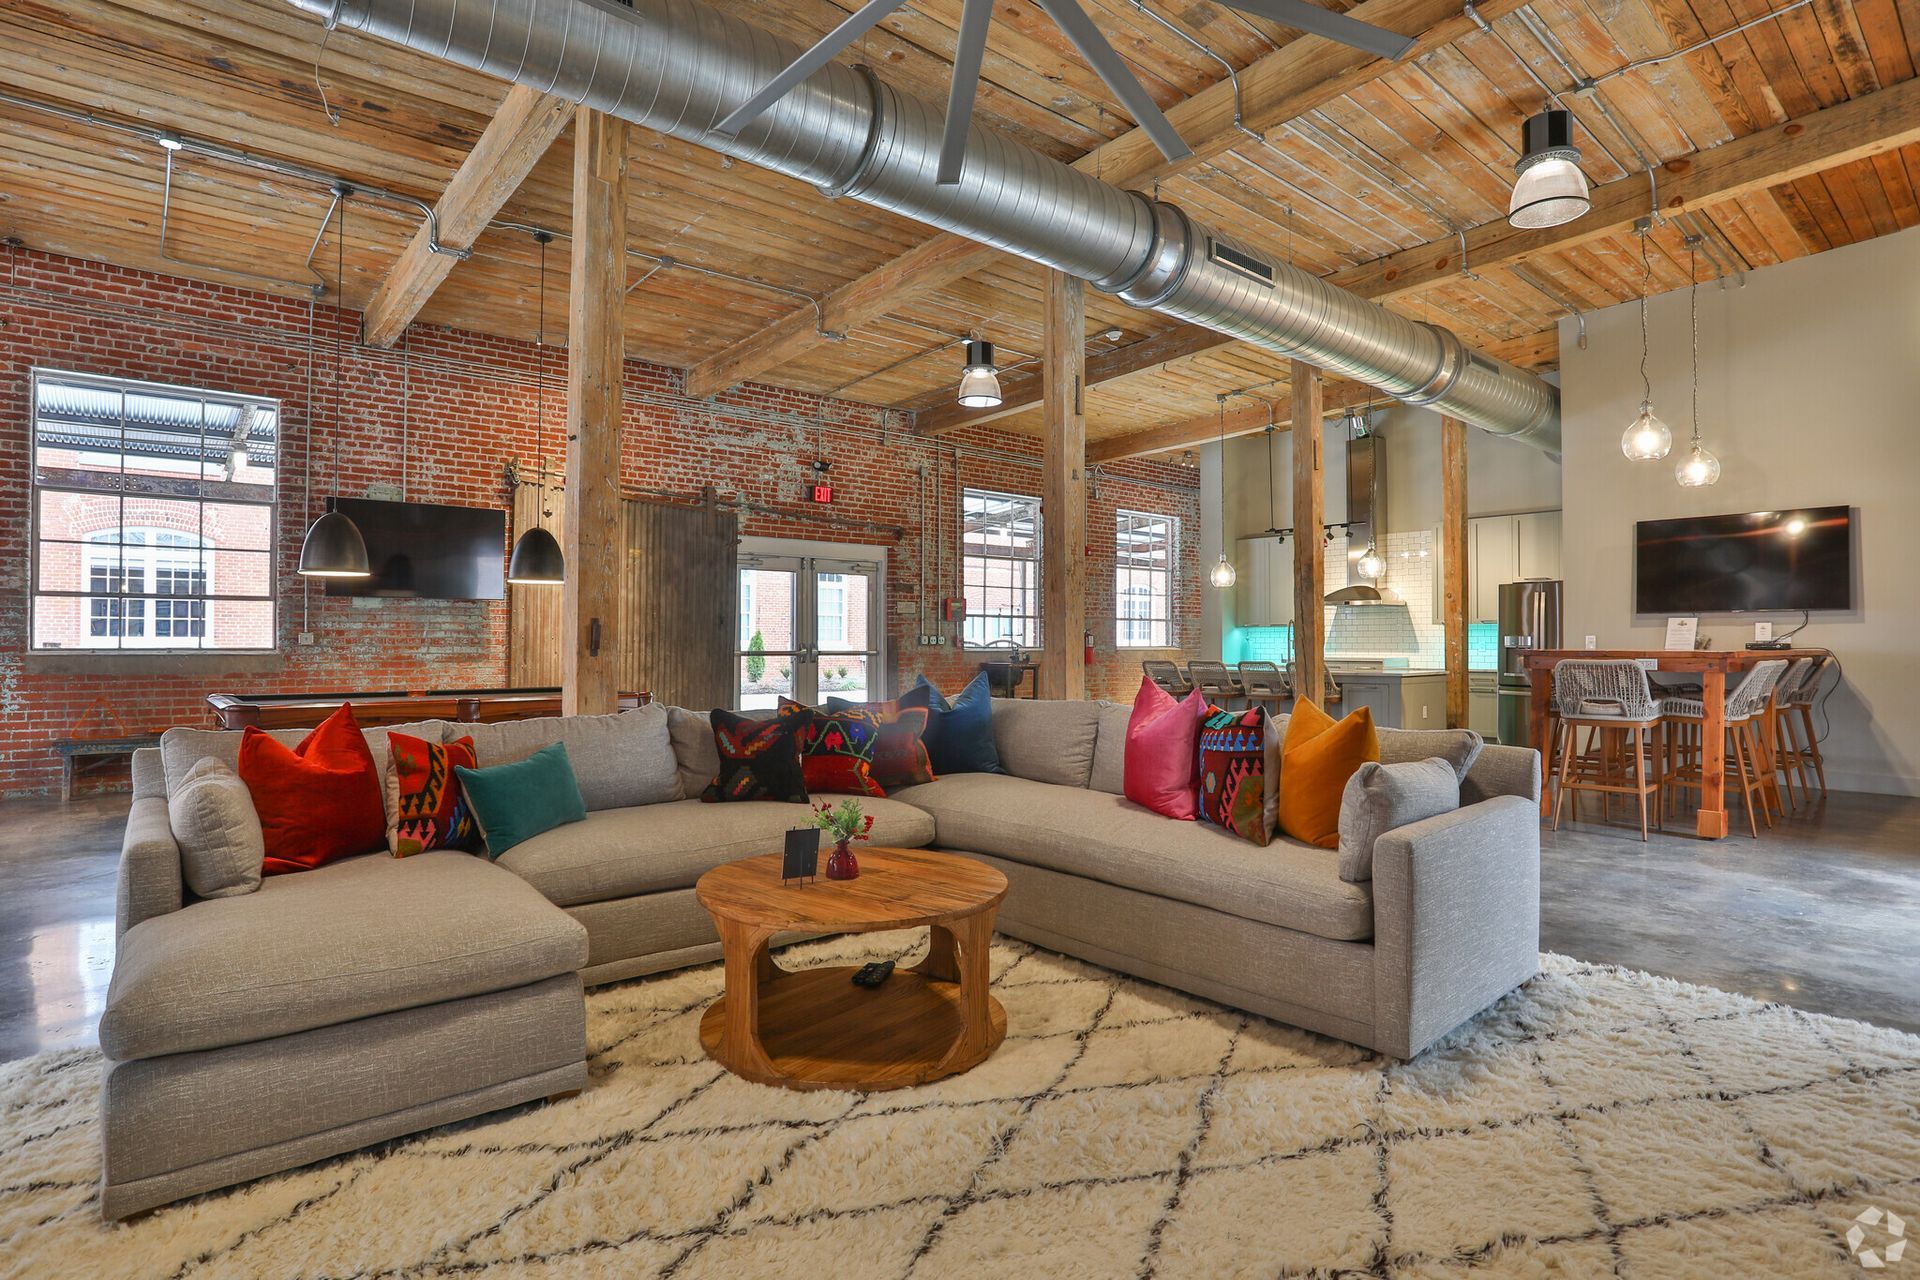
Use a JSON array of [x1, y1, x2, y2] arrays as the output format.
[[955, 339, 1002, 409], [1508, 109, 1590, 230]]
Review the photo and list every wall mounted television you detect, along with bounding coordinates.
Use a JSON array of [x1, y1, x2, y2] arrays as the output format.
[[1633, 506, 1853, 615], [323, 499, 506, 601]]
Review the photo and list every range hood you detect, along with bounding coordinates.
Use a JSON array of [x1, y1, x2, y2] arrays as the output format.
[[1325, 583, 1404, 605], [1323, 426, 1403, 606]]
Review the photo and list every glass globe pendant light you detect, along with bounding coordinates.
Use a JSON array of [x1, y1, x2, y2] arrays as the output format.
[[1620, 224, 1672, 461], [1209, 396, 1235, 589], [299, 187, 370, 579], [1675, 236, 1720, 488], [1356, 543, 1385, 580], [509, 229, 567, 585]]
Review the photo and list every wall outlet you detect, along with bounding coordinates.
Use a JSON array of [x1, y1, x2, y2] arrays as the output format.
[[918, 633, 945, 646], [1583, 635, 1598, 650], [296, 631, 316, 646]]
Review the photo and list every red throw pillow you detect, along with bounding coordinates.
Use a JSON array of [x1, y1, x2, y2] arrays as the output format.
[[385, 732, 481, 857], [238, 704, 387, 875], [1123, 676, 1208, 819], [777, 698, 886, 797]]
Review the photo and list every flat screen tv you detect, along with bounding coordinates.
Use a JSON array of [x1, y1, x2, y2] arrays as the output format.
[[1634, 506, 1853, 615], [323, 499, 506, 601]]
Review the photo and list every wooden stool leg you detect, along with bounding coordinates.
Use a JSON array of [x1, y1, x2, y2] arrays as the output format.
[[1798, 704, 1828, 797], [1551, 721, 1575, 832], [1730, 725, 1759, 839], [1633, 725, 1650, 843]]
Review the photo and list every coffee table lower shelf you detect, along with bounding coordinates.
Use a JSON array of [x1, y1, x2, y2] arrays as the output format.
[[698, 964, 1008, 1092]]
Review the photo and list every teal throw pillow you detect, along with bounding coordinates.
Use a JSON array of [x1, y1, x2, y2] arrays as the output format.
[[453, 741, 587, 858]]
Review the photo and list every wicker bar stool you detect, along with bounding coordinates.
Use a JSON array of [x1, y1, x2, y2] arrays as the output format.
[[1237, 662, 1288, 715], [1549, 660, 1667, 841], [1765, 658, 1818, 811], [1776, 653, 1830, 802], [1660, 658, 1789, 838], [1188, 661, 1244, 709], [1142, 659, 1192, 698]]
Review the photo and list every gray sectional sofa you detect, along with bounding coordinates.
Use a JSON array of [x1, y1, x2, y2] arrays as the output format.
[[105, 697, 1540, 1217]]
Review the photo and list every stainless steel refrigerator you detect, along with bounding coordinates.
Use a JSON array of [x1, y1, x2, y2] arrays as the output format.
[[1495, 579, 1562, 748]]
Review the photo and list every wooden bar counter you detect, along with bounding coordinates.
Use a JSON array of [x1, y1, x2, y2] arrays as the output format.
[[206, 687, 648, 730], [1520, 649, 1825, 840]]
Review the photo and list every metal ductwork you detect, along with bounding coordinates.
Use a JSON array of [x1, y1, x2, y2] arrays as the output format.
[[292, 0, 1561, 454]]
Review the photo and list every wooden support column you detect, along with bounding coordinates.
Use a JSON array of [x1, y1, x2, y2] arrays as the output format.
[[563, 108, 628, 717], [1441, 415, 1469, 729], [1291, 362, 1326, 710], [1040, 270, 1087, 701]]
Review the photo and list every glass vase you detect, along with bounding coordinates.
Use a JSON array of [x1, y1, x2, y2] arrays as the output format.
[[825, 837, 859, 880]]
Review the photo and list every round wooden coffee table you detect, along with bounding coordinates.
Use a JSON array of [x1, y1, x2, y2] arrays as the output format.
[[695, 847, 1008, 1091]]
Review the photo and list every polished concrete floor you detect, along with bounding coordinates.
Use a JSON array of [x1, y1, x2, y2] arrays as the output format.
[[0, 788, 1915, 1064]]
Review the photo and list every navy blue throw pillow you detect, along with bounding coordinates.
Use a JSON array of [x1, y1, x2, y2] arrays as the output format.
[[897, 672, 1004, 775]]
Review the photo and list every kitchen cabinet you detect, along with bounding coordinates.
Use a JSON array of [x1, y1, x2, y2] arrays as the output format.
[[1466, 511, 1561, 622], [1333, 672, 1446, 730], [1469, 672, 1500, 741], [1234, 535, 1292, 626]]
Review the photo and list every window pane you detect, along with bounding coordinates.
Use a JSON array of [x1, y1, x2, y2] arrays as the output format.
[[738, 568, 796, 653], [205, 549, 273, 600], [199, 499, 274, 552], [961, 488, 1042, 648], [1116, 509, 1177, 649], [206, 598, 274, 652], [739, 653, 794, 711], [817, 654, 870, 703]]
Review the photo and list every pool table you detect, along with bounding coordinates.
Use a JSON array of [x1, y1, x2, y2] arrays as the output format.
[[205, 687, 649, 730]]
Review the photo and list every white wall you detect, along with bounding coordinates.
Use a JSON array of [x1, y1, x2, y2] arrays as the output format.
[[1559, 222, 1920, 795]]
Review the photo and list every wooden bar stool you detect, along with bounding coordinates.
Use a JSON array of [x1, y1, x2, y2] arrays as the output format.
[[1188, 661, 1244, 710], [1775, 653, 1830, 803], [1237, 661, 1288, 716], [1660, 658, 1789, 839], [1549, 660, 1667, 841]]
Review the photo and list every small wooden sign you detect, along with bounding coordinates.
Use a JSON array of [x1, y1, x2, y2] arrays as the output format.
[[782, 829, 820, 885]]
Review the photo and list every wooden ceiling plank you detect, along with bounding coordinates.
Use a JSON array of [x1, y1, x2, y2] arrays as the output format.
[[360, 84, 574, 347]]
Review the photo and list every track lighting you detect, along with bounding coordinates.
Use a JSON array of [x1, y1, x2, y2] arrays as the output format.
[[956, 340, 1002, 409], [1508, 110, 1590, 230]]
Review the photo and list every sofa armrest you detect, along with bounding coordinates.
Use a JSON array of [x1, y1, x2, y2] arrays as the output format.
[[117, 795, 184, 940], [1462, 743, 1540, 807], [1370, 795, 1540, 1058]]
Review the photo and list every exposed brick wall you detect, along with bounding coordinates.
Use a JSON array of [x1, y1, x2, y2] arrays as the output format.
[[0, 248, 1199, 796]]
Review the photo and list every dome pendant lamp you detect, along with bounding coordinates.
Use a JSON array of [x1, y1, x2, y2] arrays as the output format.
[[1508, 109, 1590, 230], [299, 186, 370, 579], [509, 229, 567, 585], [955, 339, 1003, 409]]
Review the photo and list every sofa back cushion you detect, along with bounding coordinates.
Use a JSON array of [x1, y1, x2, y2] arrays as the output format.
[[168, 757, 264, 899], [667, 706, 720, 798], [989, 698, 1102, 788], [1377, 727, 1484, 783], [463, 705, 678, 812], [1337, 757, 1460, 882], [1088, 700, 1131, 795], [160, 720, 452, 802]]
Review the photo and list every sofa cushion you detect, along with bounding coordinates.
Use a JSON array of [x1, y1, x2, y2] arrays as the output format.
[[990, 698, 1101, 788], [890, 774, 1372, 942], [462, 706, 678, 812], [668, 706, 720, 799], [496, 797, 937, 908], [1088, 700, 1130, 795], [1337, 757, 1461, 883], [1378, 727, 1484, 783], [168, 757, 264, 900], [100, 851, 584, 1061], [160, 720, 451, 810]]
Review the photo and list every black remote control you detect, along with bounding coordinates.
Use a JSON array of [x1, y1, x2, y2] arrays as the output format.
[[852, 960, 895, 988]]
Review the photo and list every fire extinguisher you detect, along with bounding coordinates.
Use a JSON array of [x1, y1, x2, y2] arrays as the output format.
[[1083, 629, 1095, 666]]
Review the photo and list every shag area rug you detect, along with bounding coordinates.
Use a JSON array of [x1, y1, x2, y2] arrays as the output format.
[[2, 936, 1917, 1279]]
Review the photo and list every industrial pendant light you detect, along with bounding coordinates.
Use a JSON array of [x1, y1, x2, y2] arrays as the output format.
[[1209, 396, 1236, 590], [299, 186, 370, 579], [1621, 224, 1672, 461], [955, 339, 1002, 409], [509, 229, 567, 585], [1675, 235, 1720, 488], [1508, 109, 1590, 230]]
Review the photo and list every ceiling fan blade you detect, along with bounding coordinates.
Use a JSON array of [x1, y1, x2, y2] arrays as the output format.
[[1226, 0, 1417, 61], [1036, 0, 1194, 165], [938, 0, 996, 185], [714, 0, 911, 137]]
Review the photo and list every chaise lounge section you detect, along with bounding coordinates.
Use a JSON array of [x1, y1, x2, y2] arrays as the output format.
[[102, 697, 1540, 1216]]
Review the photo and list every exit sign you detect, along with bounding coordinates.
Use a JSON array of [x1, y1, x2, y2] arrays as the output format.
[[807, 483, 834, 504]]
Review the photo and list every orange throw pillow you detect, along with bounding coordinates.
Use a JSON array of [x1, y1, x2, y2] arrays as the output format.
[[1277, 700, 1380, 848], [238, 703, 387, 875]]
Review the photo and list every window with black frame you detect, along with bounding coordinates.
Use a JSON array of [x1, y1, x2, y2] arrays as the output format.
[[961, 487, 1042, 649], [1115, 509, 1177, 648]]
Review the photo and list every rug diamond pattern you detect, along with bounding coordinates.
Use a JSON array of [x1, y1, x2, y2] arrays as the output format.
[[0, 939, 1915, 1279]]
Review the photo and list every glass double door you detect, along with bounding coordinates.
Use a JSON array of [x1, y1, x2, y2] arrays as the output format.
[[736, 550, 881, 709]]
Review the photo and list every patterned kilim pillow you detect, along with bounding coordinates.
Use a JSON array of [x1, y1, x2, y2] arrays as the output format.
[[1195, 706, 1280, 846], [778, 698, 886, 796], [824, 698, 937, 790], [385, 732, 481, 857], [702, 708, 810, 803]]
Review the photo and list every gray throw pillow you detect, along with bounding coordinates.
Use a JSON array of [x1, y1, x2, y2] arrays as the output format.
[[1377, 727, 1483, 782], [1337, 757, 1460, 883], [168, 757, 264, 899]]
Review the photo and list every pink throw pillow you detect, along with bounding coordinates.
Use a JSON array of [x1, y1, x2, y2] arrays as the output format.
[[1123, 676, 1209, 820]]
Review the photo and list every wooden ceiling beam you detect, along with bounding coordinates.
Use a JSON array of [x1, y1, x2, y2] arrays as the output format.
[[681, 0, 1532, 402], [962, 74, 1920, 421], [361, 83, 574, 348], [1086, 382, 1373, 464]]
